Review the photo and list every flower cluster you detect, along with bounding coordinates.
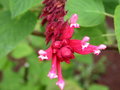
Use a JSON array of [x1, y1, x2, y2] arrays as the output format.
[[38, 0, 106, 90], [40, 0, 67, 43]]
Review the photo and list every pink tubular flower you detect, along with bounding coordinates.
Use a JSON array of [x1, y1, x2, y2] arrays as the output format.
[[38, 14, 106, 90], [47, 55, 58, 79], [56, 60, 65, 90]]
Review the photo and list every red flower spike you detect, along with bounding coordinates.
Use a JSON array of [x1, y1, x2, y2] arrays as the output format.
[[38, 7, 107, 89]]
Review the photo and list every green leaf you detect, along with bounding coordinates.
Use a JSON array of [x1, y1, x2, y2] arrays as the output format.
[[64, 80, 83, 90], [29, 35, 46, 48], [75, 54, 93, 65], [73, 27, 106, 45], [46, 80, 83, 90], [0, 61, 23, 90], [66, 0, 105, 27], [88, 84, 109, 90], [0, 11, 37, 59], [27, 53, 51, 85], [20, 84, 39, 90], [0, 57, 8, 70], [0, 0, 9, 9], [12, 41, 33, 59], [9, 0, 41, 17], [114, 5, 120, 52], [103, 0, 119, 14]]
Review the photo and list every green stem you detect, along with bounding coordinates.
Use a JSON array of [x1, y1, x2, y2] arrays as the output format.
[[104, 13, 114, 18], [102, 34, 115, 37]]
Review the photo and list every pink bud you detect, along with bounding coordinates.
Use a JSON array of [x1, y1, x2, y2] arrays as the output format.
[[70, 14, 78, 24], [98, 44, 107, 50], [82, 36, 90, 42], [38, 50, 47, 55], [70, 14, 80, 28]]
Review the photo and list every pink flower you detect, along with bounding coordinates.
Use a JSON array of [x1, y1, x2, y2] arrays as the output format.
[[38, 14, 106, 90], [56, 60, 65, 90], [47, 55, 58, 79]]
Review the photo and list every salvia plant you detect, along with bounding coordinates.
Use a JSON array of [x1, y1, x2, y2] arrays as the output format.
[[0, 0, 120, 90], [38, 0, 106, 90]]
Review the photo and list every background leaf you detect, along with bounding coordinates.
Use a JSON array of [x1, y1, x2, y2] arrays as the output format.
[[73, 27, 106, 45], [0, 60, 23, 90], [75, 54, 93, 65], [9, 0, 41, 17], [0, 0, 9, 9], [114, 5, 120, 51], [66, 0, 105, 27], [46, 80, 83, 90], [88, 84, 109, 90], [12, 41, 33, 59], [103, 0, 119, 14], [0, 11, 37, 59]]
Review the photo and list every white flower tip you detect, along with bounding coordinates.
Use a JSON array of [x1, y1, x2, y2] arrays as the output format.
[[38, 55, 48, 60], [82, 43, 89, 50], [47, 72, 58, 79], [38, 50, 47, 55], [94, 50, 101, 55], [82, 36, 90, 42], [98, 44, 107, 50], [70, 23, 80, 28], [56, 80, 65, 90]]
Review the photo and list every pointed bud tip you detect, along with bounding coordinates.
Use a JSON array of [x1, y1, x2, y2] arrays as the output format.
[[70, 14, 78, 25], [38, 50, 47, 55], [98, 44, 107, 50], [72, 14, 78, 17], [82, 36, 90, 42]]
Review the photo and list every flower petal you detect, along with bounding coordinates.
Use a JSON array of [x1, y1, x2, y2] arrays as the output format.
[[48, 70, 58, 79], [38, 47, 52, 61], [69, 39, 106, 55], [60, 27, 74, 39], [69, 39, 83, 53]]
